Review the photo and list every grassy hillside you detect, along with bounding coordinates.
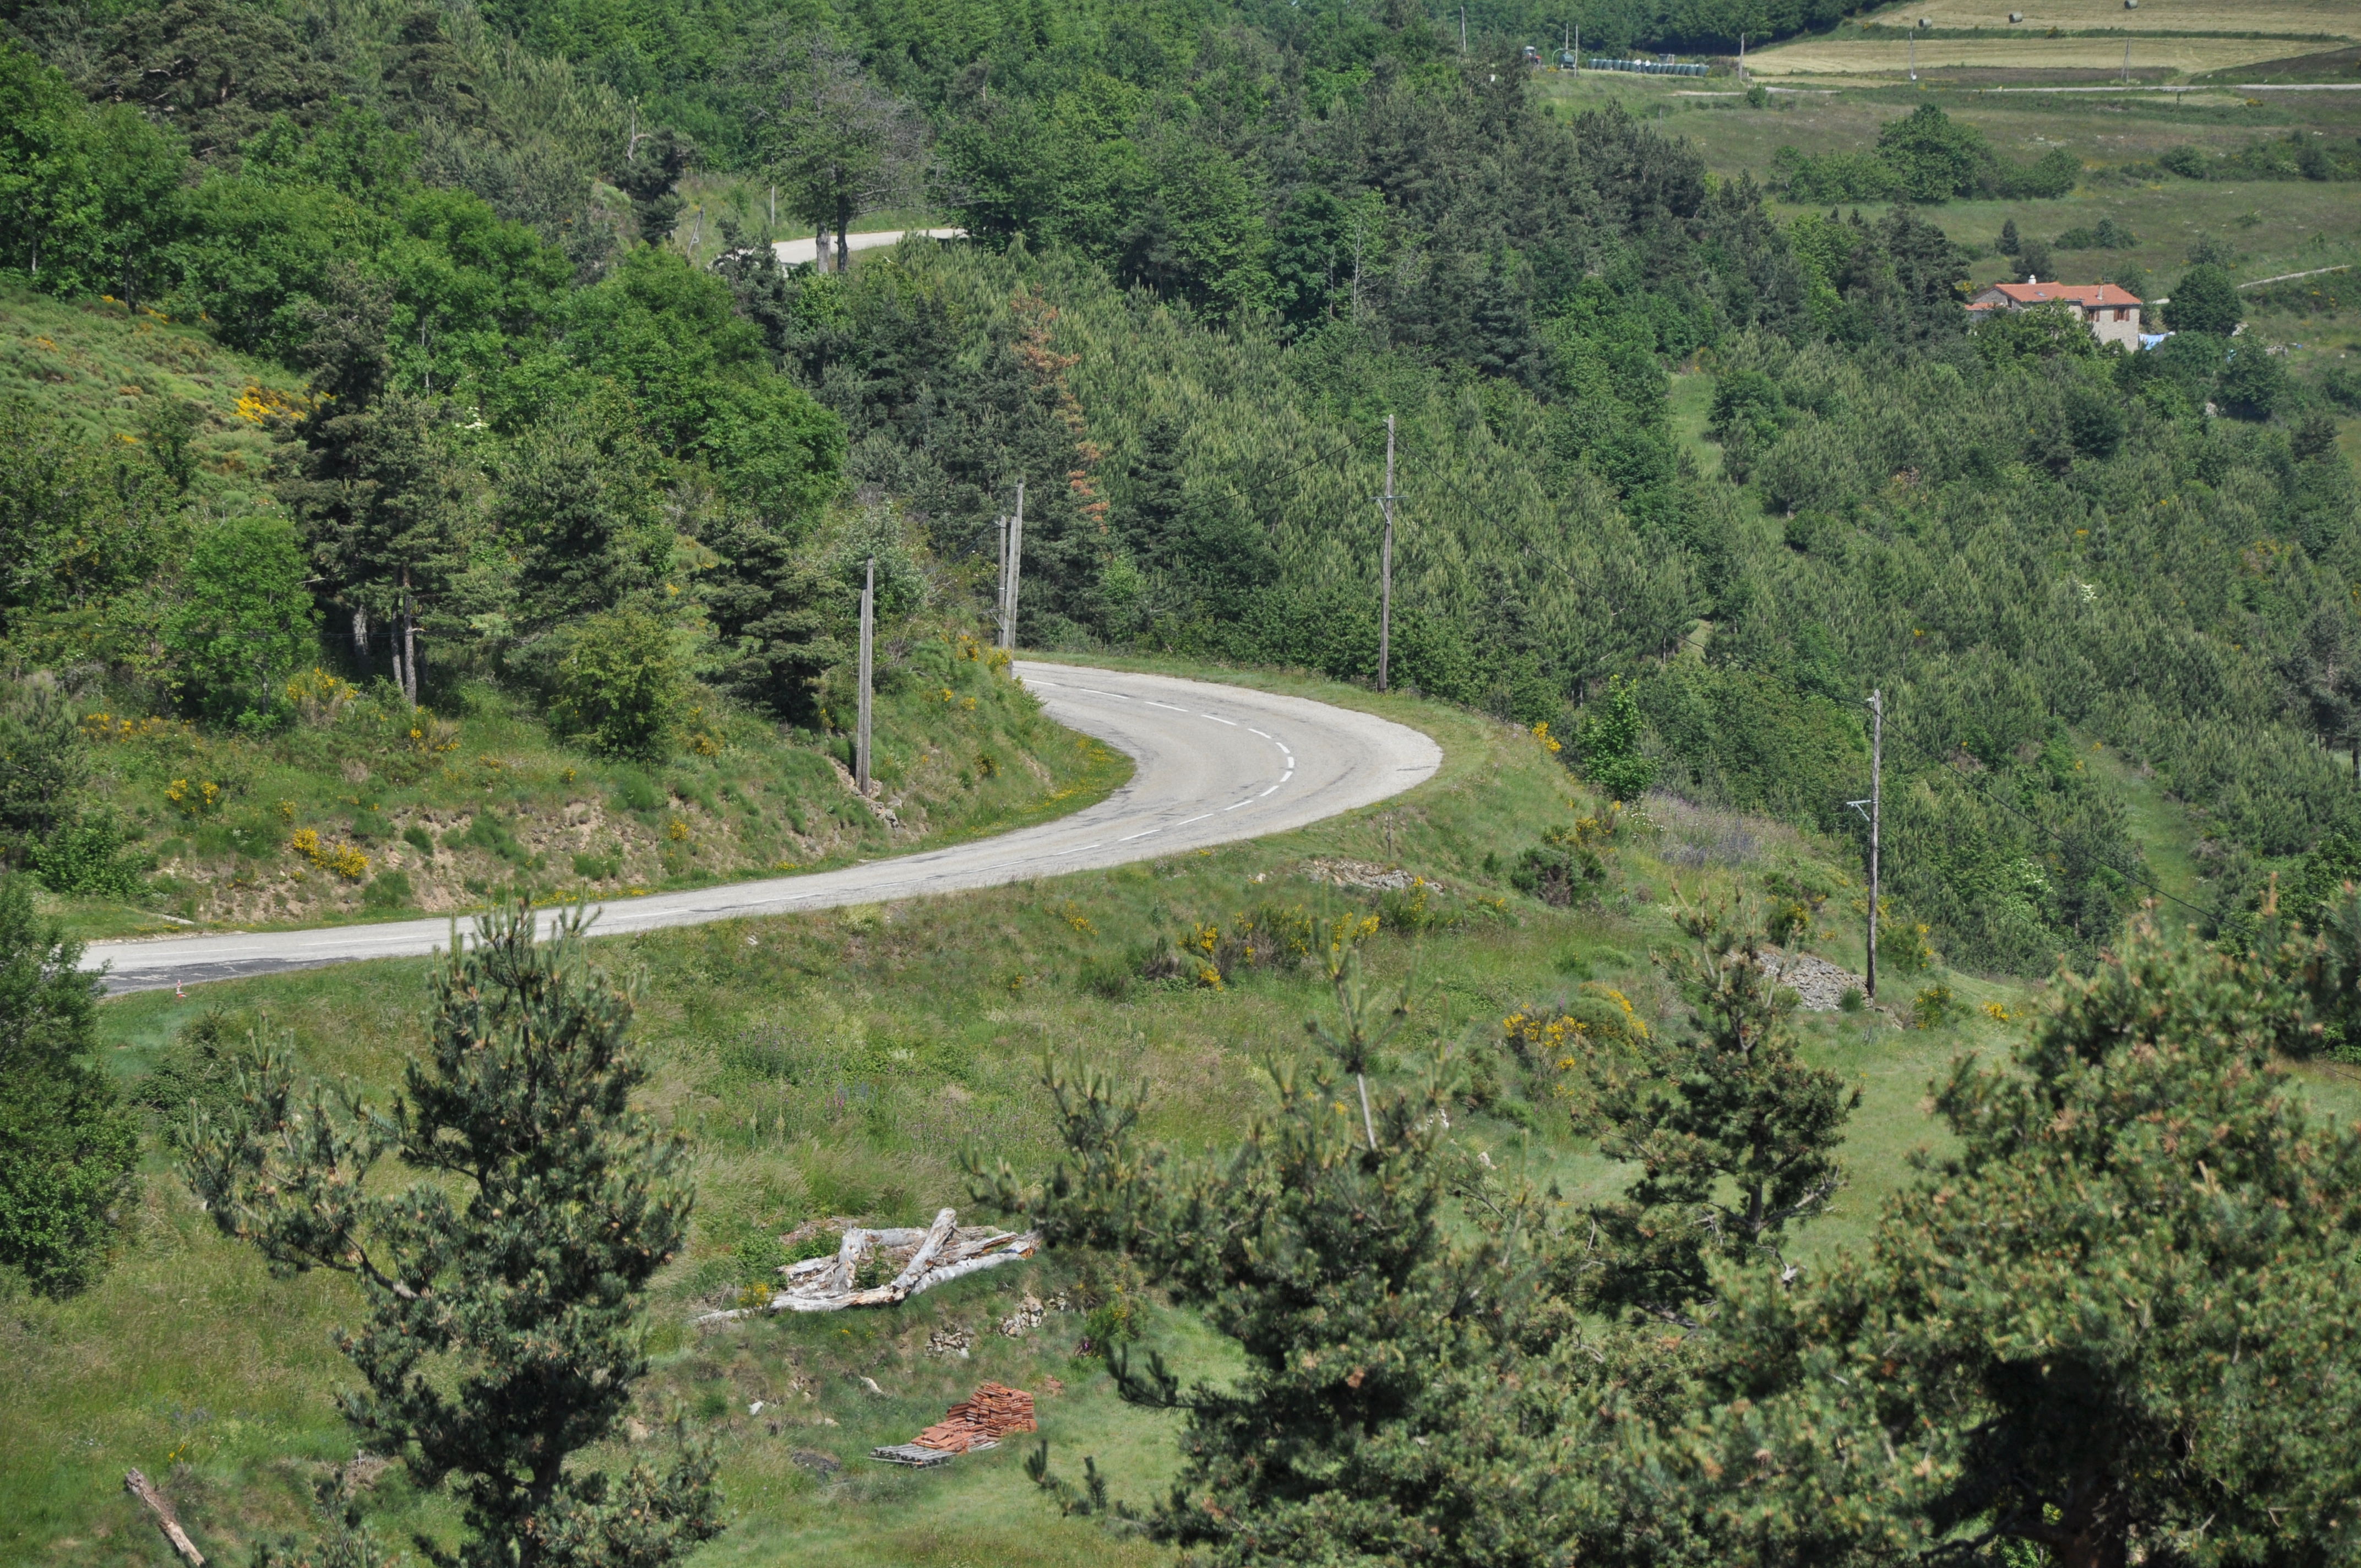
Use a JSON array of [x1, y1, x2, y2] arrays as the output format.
[[1, 295, 1130, 944], [61, 647, 1127, 942], [0, 288, 301, 507], [10, 660, 2354, 1566]]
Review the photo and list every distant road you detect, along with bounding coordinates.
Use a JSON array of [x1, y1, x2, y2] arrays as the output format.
[[771, 228, 965, 268], [2239, 265, 2351, 290], [82, 662, 1443, 995]]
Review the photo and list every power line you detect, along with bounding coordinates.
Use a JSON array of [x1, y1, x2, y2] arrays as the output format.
[[1232, 434, 1359, 500], [1878, 724, 2215, 923]]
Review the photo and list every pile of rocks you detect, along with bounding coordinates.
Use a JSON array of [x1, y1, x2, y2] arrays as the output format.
[[1760, 948, 1869, 1012]]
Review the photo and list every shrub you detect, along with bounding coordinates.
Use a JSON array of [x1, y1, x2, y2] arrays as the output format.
[[402, 824, 435, 857], [31, 812, 145, 899], [2008, 146, 2079, 200], [1510, 841, 1606, 907], [549, 607, 684, 761], [1376, 880, 1455, 934], [1078, 951, 1141, 1000], [290, 827, 369, 881], [362, 869, 413, 908], [162, 514, 317, 722], [137, 1007, 247, 1123], [455, 811, 529, 864], [1911, 982, 1966, 1030], [610, 770, 665, 813], [2055, 216, 2135, 251], [2160, 144, 2210, 179], [1878, 911, 1934, 975]]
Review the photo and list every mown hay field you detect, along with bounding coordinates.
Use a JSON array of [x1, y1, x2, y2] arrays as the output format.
[[1854, 0, 2358, 37], [1747, 34, 2329, 77]]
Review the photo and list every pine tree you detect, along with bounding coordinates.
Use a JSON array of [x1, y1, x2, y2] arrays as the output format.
[[616, 126, 694, 247], [0, 874, 136, 1297], [1645, 920, 2361, 1567], [974, 989, 1601, 1565], [181, 905, 720, 1568], [1124, 414, 1188, 574], [1577, 907, 1859, 1326]]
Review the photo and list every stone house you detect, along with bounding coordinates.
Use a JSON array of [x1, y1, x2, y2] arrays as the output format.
[[1966, 280, 2145, 350]]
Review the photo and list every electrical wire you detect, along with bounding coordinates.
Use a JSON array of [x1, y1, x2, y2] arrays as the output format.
[[1199, 418, 2216, 930], [1232, 434, 1361, 500], [1877, 723, 2216, 923]]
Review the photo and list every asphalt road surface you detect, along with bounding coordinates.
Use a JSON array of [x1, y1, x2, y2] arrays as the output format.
[[82, 662, 1443, 995], [770, 228, 964, 268]]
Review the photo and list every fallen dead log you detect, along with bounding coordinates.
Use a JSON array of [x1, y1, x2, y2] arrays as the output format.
[[889, 1207, 960, 1294], [691, 1210, 1038, 1323], [124, 1468, 205, 1567]]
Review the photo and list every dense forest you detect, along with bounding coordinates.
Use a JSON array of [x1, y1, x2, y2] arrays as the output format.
[[6, 0, 2358, 976]]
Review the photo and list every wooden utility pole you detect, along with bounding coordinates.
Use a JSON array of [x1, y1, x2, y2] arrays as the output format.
[[1001, 481, 1025, 652], [1378, 414, 1396, 693], [994, 513, 1009, 647], [399, 568, 417, 709], [856, 556, 875, 794], [1739, 32, 1747, 80], [1866, 688, 1883, 1000]]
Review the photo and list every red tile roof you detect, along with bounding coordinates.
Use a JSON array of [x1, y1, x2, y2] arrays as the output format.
[[1976, 282, 2144, 308]]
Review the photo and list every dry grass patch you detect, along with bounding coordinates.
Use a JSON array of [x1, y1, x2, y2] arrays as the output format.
[[1748, 34, 2320, 77], [1855, 0, 2359, 37]]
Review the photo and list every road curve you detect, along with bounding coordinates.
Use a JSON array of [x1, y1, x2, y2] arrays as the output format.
[[82, 662, 1443, 995], [770, 228, 965, 268]]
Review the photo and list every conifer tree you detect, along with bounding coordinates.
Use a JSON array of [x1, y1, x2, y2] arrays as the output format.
[[976, 996, 1601, 1566], [0, 873, 135, 1297], [1647, 920, 2361, 1567], [182, 905, 719, 1568], [1578, 907, 1858, 1326]]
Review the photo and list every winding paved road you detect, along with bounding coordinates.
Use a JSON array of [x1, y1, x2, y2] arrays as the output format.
[[81, 662, 1443, 995]]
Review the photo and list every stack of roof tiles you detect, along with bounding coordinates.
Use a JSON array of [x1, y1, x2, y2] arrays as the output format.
[[911, 1382, 1037, 1453]]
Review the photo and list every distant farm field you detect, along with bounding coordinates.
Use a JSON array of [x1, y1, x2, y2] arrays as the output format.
[[1854, 0, 2359, 37], [1747, 34, 2326, 77]]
